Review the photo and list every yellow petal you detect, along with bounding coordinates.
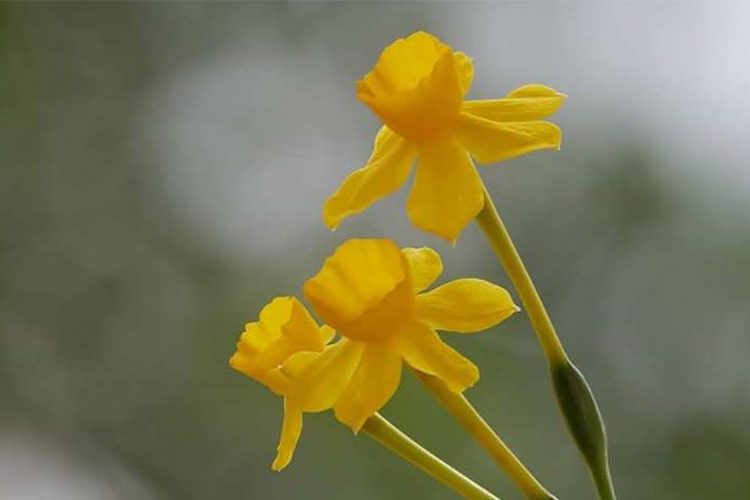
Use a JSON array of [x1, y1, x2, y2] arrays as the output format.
[[319, 324, 336, 344], [290, 339, 365, 412], [323, 130, 415, 230], [334, 343, 402, 433], [259, 368, 292, 396], [401, 247, 443, 292], [281, 351, 320, 379], [370, 125, 397, 161], [406, 140, 484, 242], [271, 398, 303, 471], [455, 112, 562, 165], [507, 83, 564, 98], [264, 350, 320, 395], [461, 84, 566, 122], [304, 239, 414, 342], [396, 321, 479, 392], [416, 278, 519, 333]]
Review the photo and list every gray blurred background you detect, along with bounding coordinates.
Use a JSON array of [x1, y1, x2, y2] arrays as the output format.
[[2, 2, 749, 499]]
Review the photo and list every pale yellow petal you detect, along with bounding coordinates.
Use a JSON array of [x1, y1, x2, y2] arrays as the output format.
[[401, 247, 443, 292], [334, 344, 402, 433], [455, 112, 562, 165], [290, 339, 365, 412], [461, 84, 566, 122], [416, 278, 519, 333], [271, 398, 303, 471], [406, 140, 484, 242], [323, 132, 415, 230], [396, 321, 479, 392]]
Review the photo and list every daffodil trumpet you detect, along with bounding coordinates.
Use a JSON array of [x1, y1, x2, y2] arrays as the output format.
[[414, 370, 558, 500]]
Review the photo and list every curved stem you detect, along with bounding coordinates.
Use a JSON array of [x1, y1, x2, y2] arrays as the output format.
[[593, 461, 616, 500], [475, 188, 566, 366], [474, 187, 617, 500], [414, 370, 557, 500], [362, 413, 501, 500]]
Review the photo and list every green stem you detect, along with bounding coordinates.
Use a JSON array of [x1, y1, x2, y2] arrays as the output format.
[[414, 370, 557, 500], [475, 188, 616, 500], [593, 462, 616, 500], [475, 188, 566, 366], [361, 413, 501, 500]]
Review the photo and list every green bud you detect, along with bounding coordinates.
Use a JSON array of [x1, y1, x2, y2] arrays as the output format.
[[552, 360, 617, 500]]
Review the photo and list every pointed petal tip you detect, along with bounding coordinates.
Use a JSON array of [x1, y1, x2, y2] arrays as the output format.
[[270, 456, 288, 472], [323, 217, 339, 231], [321, 202, 341, 231], [411, 213, 470, 244], [334, 407, 367, 435], [449, 370, 479, 393]]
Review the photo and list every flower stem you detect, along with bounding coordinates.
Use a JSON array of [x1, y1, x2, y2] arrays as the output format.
[[414, 369, 557, 500], [361, 413, 501, 500], [474, 188, 616, 500]]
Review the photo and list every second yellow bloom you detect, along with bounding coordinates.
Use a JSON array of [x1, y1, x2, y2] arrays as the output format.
[[230, 238, 519, 470], [301, 239, 518, 432]]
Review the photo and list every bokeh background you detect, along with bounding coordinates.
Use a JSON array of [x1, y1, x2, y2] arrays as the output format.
[[2, 2, 749, 499]]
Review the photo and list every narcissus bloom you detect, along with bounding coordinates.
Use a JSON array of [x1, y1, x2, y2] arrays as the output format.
[[230, 296, 334, 471], [323, 31, 566, 242], [230, 239, 517, 470], [302, 238, 518, 432]]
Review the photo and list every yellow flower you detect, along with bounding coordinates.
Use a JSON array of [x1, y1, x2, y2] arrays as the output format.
[[229, 296, 334, 471], [300, 238, 519, 432], [323, 31, 566, 242], [230, 240, 517, 470]]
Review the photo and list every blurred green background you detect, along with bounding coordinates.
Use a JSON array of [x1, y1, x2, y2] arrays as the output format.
[[2, 2, 749, 499]]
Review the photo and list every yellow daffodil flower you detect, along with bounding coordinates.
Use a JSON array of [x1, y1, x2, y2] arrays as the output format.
[[323, 31, 566, 242], [230, 240, 517, 471], [229, 296, 335, 471], [301, 238, 519, 432]]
